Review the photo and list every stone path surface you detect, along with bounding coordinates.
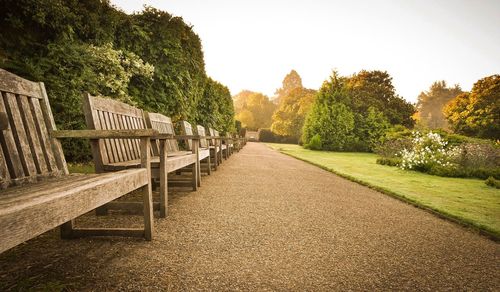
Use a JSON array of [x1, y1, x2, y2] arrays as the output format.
[[1, 142, 499, 290]]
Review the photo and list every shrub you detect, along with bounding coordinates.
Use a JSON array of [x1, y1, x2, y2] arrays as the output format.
[[305, 134, 322, 150], [400, 131, 458, 172], [376, 157, 401, 167], [258, 128, 298, 144], [485, 177, 500, 189]]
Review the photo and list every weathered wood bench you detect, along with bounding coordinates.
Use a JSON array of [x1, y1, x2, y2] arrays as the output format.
[[145, 112, 202, 187], [205, 127, 224, 168], [179, 120, 211, 185], [0, 69, 155, 253], [82, 94, 198, 218]]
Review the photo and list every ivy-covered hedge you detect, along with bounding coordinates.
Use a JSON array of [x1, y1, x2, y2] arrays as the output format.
[[0, 0, 234, 161]]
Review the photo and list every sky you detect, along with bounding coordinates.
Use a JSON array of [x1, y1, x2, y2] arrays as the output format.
[[110, 0, 500, 103]]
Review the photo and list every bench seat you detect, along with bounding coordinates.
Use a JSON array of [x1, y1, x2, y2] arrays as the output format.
[[0, 169, 148, 253]]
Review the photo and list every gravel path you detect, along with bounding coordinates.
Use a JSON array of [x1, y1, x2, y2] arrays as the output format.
[[1, 142, 499, 291]]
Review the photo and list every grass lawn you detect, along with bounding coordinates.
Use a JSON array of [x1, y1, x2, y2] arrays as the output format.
[[68, 163, 95, 174], [266, 143, 500, 239]]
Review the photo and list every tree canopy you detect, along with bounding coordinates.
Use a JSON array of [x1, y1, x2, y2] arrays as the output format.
[[444, 75, 500, 139], [0, 0, 235, 161], [416, 81, 463, 129], [302, 70, 414, 151], [234, 90, 276, 130], [271, 70, 316, 141]]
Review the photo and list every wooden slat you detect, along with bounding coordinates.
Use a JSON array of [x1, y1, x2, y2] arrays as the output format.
[[29, 98, 58, 173], [117, 114, 132, 161], [97, 110, 114, 164], [104, 111, 119, 163], [0, 148, 10, 189], [91, 95, 143, 117], [18, 96, 48, 174], [82, 93, 108, 170], [109, 112, 124, 162], [125, 115, 139, 159], [0, 94, 24, 179], [3, 92, 37, 177], [0, 69, 43, 99], [38, 83, 68, 174]]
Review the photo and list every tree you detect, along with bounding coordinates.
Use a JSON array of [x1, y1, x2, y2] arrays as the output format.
[[302, 72, 355, 150], [345, 70, 415, 128], [444, 75, 500, 139], [274, 69, 303, 104], [271, 87, 315, 141], [233, 91, 276, 130], [416, 81, 463, 129], [197, 77, 235, 133]]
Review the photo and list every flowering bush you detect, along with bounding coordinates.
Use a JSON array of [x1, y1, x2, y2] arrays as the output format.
[[399, 131, 459, 171]]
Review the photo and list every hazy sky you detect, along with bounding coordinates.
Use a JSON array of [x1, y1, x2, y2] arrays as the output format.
[[110, 0, 500, 102]]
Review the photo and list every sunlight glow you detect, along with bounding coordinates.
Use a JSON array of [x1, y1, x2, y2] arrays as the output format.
[[110, 0, 500, 102]]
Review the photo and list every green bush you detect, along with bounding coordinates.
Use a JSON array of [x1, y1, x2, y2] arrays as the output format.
[[258, 128, 298, 143], [376, 157, 401, 167], [0, 1, 236, 162], [485, 177, 500, 189], [305, 134, 323, 150]]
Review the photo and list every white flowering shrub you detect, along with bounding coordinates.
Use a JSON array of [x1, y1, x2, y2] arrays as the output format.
[[399, 131, 459, 171]]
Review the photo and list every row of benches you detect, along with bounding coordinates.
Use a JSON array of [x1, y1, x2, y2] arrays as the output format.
[[0, 68, 245, 253]]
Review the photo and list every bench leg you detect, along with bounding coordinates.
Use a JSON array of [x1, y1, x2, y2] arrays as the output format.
[[141, 138, 154, 241], [207, 154, 211, 175], [95, 204, 109, 216], [192, 162, 198, 191], [60, 220, 75, 239], [159, 141, 168, 218]]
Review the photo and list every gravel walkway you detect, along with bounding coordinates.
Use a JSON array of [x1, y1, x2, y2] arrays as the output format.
[[1, 142, 499, 290]]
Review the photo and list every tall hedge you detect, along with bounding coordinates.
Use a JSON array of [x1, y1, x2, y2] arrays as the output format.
[[0, 0, 235, 161]]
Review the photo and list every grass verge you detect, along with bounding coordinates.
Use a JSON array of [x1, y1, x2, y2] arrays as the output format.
[[266, 143, 500, 240]]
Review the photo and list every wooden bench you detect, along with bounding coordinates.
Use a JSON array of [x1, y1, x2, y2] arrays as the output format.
[[205, 127, 224, 168], [145, 113, 203, 187], [82, 94, 199, 218], [0, 69, 155, 253], [179, 120, 211, 185]]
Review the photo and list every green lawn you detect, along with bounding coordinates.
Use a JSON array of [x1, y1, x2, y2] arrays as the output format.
[[266, 143, 500, 239]]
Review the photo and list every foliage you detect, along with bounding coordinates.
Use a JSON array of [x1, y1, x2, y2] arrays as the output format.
[[274, 69, 303, 104], [444, 75, 500, 139], [302, 70, 411, 152], [271, 87, 316, 141], [485, 177, 500, 189], [0, 1, 235, 161], [376, 157, 401, 167], [399, 131, 457, 172], [304, 134, 323, 150], [197, 77, 235, 133], [302, 73, 355, 151], [234, 90, 276, 130], [258, 128, 298, 144], [416, 81, 463, 129], [378, 130, 500, 179], [345, 70, 415, 128]]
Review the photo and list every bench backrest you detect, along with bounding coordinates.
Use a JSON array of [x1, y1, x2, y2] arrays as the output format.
[[0, 69, 67, 188], [207, 128, 218, 146], [196, 125, 209, 148], [82, 93, 146, 169], [144, 112, 179, 154]]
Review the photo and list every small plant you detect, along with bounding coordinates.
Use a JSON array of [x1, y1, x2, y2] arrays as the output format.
[[305, 134, 323, 150], [485, 176, 500, 189]]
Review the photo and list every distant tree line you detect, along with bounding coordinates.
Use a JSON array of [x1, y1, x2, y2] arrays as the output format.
[[0, 0, 234, 161]]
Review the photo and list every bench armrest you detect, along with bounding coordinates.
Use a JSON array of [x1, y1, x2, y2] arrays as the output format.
[[151, 134, 200, 140], [51, 129, 159, 139]]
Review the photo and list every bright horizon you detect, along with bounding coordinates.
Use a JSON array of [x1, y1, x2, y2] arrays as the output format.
[[110, 0, 500, 103]]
